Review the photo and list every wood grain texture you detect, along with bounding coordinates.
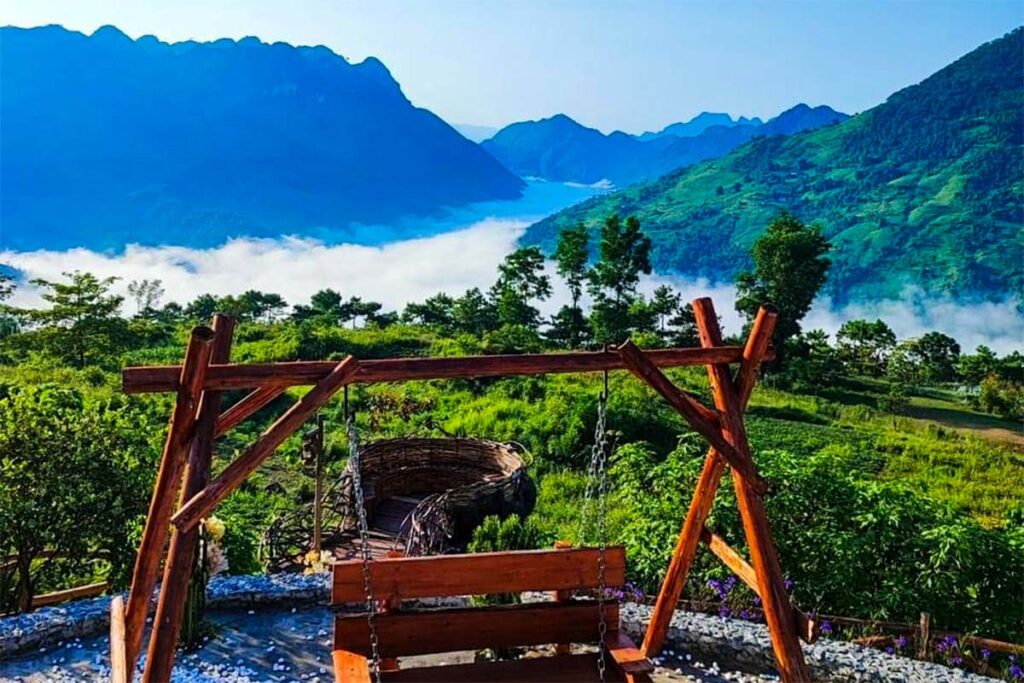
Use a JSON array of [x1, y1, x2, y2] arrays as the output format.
[[172, 356, 360, 532], [109, 595, 128, 683], [641, 305, 776, 657], [332, 547, 626, 603], [123, 346, 772, 394], [145, 316, 235, 683], [332, 649, 372, 683], [375, 654, 612, 682], [123, 327, 214, 675], [214, 384, 286, 437], [335, 602, 618, 658], [692, 298, 810, 682]]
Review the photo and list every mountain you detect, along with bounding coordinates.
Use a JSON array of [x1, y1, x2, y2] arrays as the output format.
[[0, 25, 524, 251], [481, 105, 846, 187], [454, 123, 500, 142], [635, 112, 762, 141], [524, 29, 1024, 304]]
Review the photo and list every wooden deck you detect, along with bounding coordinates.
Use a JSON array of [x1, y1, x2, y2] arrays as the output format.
[[330, 495, 423, 560]]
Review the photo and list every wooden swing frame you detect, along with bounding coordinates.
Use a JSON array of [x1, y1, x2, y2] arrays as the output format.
[[110, 297, 815, 682]]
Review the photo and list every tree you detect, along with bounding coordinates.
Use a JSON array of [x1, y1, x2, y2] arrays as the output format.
[[402, 293, 456, 330], [547, 305, 590, 349], [907, 331, 961, 383], [650, 285, 681, 337], [588, 215, 652, 345], [185, 293, 220, 322], [126, 279, 165, 316], [735, 212, 831, 362], [958, 345, 999, 385], [553, 223, 590, 347], [453, 288, 497, 336], [0, 273, 18, 339], [23, 271, 128, 368], [292, 288, 346, 325], [667, 302, 699, 347], [490, 247, 551, 329], [836, 319, 897, 376], [0, 385, 156, 611], [343, 296, 383, 328]]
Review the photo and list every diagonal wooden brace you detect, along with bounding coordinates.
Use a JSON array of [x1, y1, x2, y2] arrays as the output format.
[[121, 326, 215, 675], [692, 298, 810, 682], [172, 355, 361, 532], [617, 340, 767, 494], [215, 384, 287, 437], [700, 527, 819, 644], [642, 305, 776, 657]]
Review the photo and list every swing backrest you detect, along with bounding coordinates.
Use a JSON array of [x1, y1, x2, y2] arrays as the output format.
[[331, 546, 649, 681]]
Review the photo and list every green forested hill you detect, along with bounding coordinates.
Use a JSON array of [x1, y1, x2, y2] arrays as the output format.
[[525, 29, 1024, 303]]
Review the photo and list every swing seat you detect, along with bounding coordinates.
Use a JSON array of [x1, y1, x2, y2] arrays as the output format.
[[331, 546, 653, 682]]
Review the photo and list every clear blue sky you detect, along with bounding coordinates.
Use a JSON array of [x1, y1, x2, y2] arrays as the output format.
[[2, 0, 1021, 132]]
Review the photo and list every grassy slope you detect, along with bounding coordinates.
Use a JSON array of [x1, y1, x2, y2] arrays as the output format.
[[524, 29, 1024, 303]]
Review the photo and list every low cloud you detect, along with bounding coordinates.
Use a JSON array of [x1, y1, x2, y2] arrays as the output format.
[[3, 227, 1020, 353]]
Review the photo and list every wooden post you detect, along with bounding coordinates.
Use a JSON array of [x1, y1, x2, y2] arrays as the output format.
[[692, 298, 810, 682], [312, 414, 325, 555], [641, 307, 777, 658], [144, 316, 235, 683], [215, 384, 287, 437], [172, 356, 361, 532], [110, 595, 128, 683], [122, 327, 215, 676], [918, 612, 931, 659]]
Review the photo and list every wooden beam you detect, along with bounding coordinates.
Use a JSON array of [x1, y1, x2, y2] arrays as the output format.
[[172, 356, 361, 532], [123, 346, 772, 394], [375, 654, 605, 682], [122, 327, 215, 675], [332, 546, 626, 604], [332, 649, 372, 683], [691, 298, 810, 682], [145, 315, 235, 683], [616, 340, 767, 494], [214, 384, 287, 437], [642, 306, 776, 657], [604, 631, 654, 680], [700, 528, 819, 644], [335, 601, 619, 659], [32, 581, 107, 608], [110, 595, 128, 683]]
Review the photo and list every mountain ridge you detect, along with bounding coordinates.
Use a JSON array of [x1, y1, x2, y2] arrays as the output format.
[[481, 104, 847, 187], [523, 29, 1024, 304], [0, 24, 525, 251]]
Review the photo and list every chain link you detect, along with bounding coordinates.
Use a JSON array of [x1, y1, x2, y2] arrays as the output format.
[[578, 389, 610, 682], [347, 417, 383, 683]]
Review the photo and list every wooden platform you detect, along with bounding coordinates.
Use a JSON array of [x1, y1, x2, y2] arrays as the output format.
[[330, 496, 422, 561]]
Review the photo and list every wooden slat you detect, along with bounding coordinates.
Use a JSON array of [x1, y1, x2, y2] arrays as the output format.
[[691, 298, 810, 682], [335, 602, 618, 658], [332, 547, 626, 603], [604, 631, 654, 677], [145, 315, 235, 683], [172, 356, 360, 532], [123, 327, 215, 674], [616, 340, 767, 494], [110, 595, 128, 683], [700, 527, 819, 644], [123, 346, 772, 394], [215, 384, 286, 437], [32, 581, 108, 608], [642, 305, 776, 658], [378, 653, 607, 683], [333, 649, 372, 683]]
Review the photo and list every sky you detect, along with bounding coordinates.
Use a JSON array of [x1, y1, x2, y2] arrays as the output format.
[[2, 0, 1021, 133]]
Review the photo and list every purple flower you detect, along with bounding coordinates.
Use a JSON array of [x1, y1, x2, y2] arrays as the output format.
[[885, 646, 894, 655], [895, 635, 908, 650], [980, 647, 991, 661], [783, 577, 794, 591], [1009, 664, 1023, 680], [718, 604, 732, 618], [752, 596, 761, 606], [820, 620, 833, 636]]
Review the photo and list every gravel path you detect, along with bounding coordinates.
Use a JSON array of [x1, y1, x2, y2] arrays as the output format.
[[1, 605, 780, 683]]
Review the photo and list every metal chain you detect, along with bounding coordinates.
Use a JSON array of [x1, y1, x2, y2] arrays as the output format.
[[577, 375, 610, 682], [347, 416, 382, 683]]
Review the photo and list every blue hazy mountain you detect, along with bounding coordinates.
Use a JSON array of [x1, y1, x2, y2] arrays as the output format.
[[0, 25, 525, 251], [454, 123, 500, 142], [635, 111, 763, 140], [481, 105, 847, 187]]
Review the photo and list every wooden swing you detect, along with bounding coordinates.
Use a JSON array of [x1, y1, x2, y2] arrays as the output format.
[[110, 298, 817, 683]]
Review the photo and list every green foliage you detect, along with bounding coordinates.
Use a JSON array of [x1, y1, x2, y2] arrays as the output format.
[[524, 29, 1024, 303], [468, 514, 549, 554], [588, 214, 652, 344], [735, 212, 832, 357], [837, 319, 897, 376], [978, 374, 1024, 420], [490, 246, 551, 329], [0, 384, 158, 610]]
